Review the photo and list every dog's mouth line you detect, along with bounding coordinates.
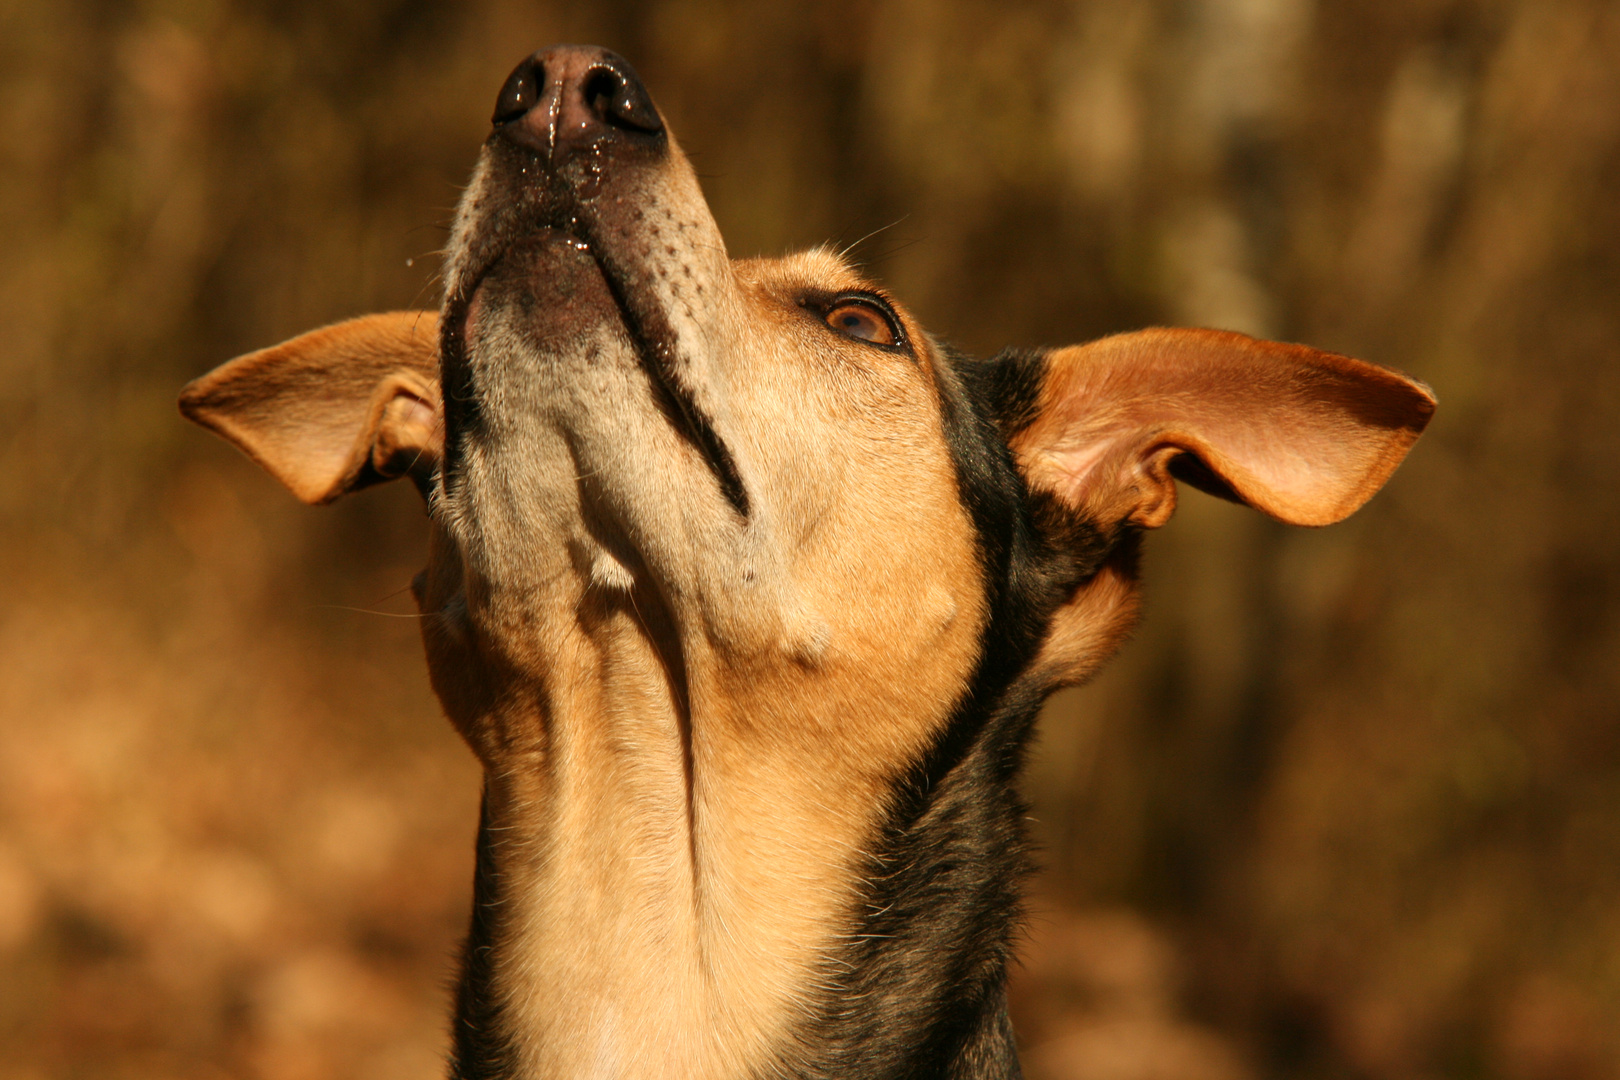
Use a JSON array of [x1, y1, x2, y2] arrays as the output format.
[[443, 215, 750, 521], [584, 241, 752, 520]]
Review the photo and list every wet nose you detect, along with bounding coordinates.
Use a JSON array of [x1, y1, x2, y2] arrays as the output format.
[[492, 45, 663, 155]]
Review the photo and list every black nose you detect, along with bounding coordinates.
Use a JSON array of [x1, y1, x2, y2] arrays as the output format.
[[493, 46, 663, 153]]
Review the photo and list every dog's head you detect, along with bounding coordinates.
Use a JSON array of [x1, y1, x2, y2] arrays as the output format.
[[180, 43, 1433, 771], [179, 48, 1434, 1072]]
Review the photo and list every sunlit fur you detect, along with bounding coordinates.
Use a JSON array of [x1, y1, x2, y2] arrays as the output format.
[[179, 46, 1433, 1080]]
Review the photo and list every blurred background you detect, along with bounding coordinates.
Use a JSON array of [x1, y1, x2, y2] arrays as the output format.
[[3, 0, 1618, 1077]]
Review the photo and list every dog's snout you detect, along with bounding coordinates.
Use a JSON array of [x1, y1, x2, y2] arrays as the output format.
[[493, 46, 663, 156]]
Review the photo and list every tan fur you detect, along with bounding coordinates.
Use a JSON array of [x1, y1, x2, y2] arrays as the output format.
[[1011, 327, 1433, 690], [424, 212, 986, 1074], [1028, 554, 1144, 690], [179, 311, 442, 504], [180, 51, 1434, 1080], [184, 270, 1433, 1080], [1012, 328, 1435, 529]]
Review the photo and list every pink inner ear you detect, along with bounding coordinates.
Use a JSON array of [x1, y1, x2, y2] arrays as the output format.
[[1014, 328, 1436, 529], [396, 395, 438, 428]]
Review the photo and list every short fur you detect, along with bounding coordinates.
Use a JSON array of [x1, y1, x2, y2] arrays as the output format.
[[179, 46, 1434, 1080]]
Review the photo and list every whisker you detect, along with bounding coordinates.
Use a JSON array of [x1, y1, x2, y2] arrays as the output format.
[[368, 582, 417, 606], [838, 216, 909, 262], [316, 605, 428, 619]]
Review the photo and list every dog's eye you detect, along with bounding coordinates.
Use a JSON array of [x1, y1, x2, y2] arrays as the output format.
[[824, 301, 897, 346]]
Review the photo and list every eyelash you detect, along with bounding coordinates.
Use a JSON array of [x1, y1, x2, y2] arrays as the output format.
[[805, 293, 907, 350]]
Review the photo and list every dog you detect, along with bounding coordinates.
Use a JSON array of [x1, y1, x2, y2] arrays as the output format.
[[180, 44, 1434, 1080]]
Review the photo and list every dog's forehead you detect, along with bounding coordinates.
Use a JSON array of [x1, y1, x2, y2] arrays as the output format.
[[734, 247, 873, 291], [732, 248, 943, 369], [734, 248, 912, 324]]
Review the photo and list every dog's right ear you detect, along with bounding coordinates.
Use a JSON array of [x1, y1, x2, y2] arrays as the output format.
[[179, 311, 442, 504]]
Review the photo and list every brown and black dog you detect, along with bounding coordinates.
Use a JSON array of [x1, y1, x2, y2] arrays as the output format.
[[180, 45, 1433, 1080]]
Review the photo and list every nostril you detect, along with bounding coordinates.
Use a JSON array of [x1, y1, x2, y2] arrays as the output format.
[[582, 61, 663, 134], [493, 58, 543, 126], [582, 68, 621, 116]]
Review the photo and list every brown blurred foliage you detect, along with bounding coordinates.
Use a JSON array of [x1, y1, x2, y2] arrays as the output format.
[[3, 0, 1619, 1077]]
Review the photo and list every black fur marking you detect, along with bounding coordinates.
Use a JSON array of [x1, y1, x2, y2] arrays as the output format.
[[449, 791, 520, 1080], [437, 286, 483, 489], [583, 240, 752, 519], [785, 346, 1126, 1079], [972, 347, 1048, 443]]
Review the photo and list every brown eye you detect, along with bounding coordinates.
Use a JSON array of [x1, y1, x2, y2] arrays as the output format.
[[824, 302, 897, 346]]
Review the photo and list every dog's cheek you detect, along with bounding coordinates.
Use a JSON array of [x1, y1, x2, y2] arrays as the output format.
[[1030, 556, 1143, 690], [413, 535, 505, 762]]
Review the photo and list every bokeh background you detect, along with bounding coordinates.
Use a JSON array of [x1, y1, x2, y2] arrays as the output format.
[[4, 0, 1619, 1077]]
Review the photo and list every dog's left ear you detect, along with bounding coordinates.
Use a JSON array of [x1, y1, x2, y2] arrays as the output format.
[[179, 311, 442, 504], [1010, 327, 1436, 530]]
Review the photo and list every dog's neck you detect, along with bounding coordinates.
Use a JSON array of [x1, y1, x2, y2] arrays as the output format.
[[419, 516, 1015, 1080]]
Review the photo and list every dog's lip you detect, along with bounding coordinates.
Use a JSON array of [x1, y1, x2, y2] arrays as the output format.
[[443, 207, 751, 519]]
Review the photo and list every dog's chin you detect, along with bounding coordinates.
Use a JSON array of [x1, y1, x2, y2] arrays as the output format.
[[462, 227, 622, 355], [458, 220, 752, 520]]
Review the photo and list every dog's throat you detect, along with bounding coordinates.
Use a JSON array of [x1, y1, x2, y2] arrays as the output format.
[[445, 565, 973, 1080]]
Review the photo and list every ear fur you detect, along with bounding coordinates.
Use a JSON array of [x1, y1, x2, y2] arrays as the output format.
[[1011, 328, 1436, 529], [179, 311, 442, 504]]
